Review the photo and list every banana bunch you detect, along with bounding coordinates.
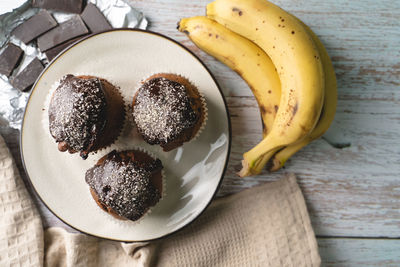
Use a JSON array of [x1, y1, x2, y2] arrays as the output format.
[[178, 0, 337, 177]]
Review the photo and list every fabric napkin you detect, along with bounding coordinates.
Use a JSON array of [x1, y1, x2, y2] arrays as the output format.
[[0, 135, 43, 266], [0, 134, 320, 266]]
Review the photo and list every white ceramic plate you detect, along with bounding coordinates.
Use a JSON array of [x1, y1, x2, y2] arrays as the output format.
[[21, 29, 231, 242]]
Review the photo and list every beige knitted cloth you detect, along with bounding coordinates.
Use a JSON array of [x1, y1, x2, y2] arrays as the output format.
[[0, 136, 43, 266], [0, 135, 320, 266]]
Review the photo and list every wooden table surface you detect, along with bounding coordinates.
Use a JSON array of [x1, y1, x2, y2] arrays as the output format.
[[1, 0, 399, 266]]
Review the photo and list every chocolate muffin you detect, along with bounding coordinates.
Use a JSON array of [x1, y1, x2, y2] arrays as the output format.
[[132, 73, 205, 151], [48, 74, 124, 159], [85, 150, 163, 221]]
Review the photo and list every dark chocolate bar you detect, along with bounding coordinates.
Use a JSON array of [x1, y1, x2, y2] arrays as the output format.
[[12, 10, 57, 44], [80, 3, 112, 33], [45, 36, 88, 61], [11, 58, 44, 92], [0, 43, 24, 77], [37, 15, 89, 52], [32, 0, 83, 14]]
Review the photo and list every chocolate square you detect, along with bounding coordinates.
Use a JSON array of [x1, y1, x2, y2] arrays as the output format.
[[0, 43, 24, 77], [12, 10, 57, 44], [80, 3, 112, 33], [45, 36, 88, 61], [37, 15, 89, 52], [11, 58, 44, 92], [32, 0, 83, 14]]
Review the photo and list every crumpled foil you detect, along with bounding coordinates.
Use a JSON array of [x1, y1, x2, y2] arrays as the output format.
[[0, 0, 148, 129]]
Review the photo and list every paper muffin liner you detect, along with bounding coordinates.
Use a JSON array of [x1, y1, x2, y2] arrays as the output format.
[[87, 146, 166, 227], [192, 89, 208, 142], [42, 74, 127, 159], [132, 72, 208, 149]]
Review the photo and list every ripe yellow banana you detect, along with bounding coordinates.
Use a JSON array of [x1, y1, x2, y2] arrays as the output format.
[[177, 16, 281, 136], [270, 20, 337, 171], [207, 0, 325, 177]]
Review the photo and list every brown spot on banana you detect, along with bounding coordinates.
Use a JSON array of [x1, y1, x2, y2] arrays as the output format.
[[232, 7, 243, 16], [283, 101, 299, 127], [259, 105, 266, 114], [259, 104, 273, 115], [261, 119, 267, 134], [292, 102, 298, 116], [222, 55, 236, 68]]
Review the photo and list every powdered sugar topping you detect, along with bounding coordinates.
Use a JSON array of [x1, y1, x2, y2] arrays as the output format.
[[85, 151, 162, 221], [48, 75, 107, 157], [133, 77, 198, 145]]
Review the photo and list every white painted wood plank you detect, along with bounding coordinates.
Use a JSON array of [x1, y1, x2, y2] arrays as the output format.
[[318, 238, 400, 266]]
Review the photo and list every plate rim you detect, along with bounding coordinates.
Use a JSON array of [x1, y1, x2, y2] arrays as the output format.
[[19, 28, 232, 242]]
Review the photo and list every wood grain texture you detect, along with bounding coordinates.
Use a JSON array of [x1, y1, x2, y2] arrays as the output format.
[[0, 0, 399, 264], [319, 238, 400, 266], [221, 96, 400, 237]]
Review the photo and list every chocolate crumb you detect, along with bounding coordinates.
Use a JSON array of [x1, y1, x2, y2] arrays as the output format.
[[48, 75, 107, 157], [232, 7, 243, 16]]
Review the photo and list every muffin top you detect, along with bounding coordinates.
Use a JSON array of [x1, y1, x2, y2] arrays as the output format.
[[133, 77, 199, 145], [48, 74, 107, 159], [85, 150, 162, 221]]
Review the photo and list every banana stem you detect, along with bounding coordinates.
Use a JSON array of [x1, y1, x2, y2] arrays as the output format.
[[238, 160, 251, 177]]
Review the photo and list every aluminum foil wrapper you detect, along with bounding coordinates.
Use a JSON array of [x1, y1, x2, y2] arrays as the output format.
[[0, 0, 148, 129]]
